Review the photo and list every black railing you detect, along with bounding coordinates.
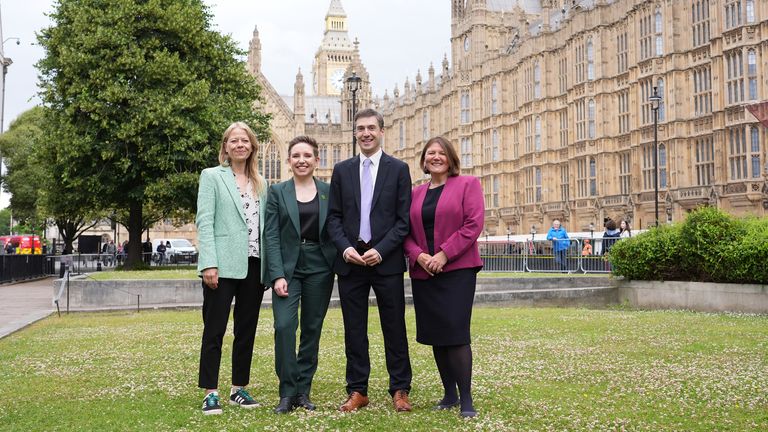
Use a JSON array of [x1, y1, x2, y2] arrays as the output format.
[[0, 254, 49, 283]]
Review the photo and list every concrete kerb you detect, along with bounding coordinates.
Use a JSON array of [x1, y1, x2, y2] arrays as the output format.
[[51, 275, 617, 312]]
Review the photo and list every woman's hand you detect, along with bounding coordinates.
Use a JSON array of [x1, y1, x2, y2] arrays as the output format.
[[426, 251, 448, 274], [273, 278, 289, 297], [202, 268, 219, 289], [416, 253, 435, 276]]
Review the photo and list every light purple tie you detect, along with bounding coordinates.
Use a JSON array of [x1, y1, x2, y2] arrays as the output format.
[[359, 158, 373, 243]]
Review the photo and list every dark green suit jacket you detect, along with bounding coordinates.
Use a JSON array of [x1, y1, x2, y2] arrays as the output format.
[[264, 178, 337, 285]]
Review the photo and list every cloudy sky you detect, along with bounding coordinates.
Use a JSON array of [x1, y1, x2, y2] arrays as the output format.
[[1, 0, 452, 130], [0, 0, 452, 207]]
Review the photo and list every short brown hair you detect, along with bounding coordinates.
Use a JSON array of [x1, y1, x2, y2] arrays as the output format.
[[354, 108, 384, 129], [288, 135, 319, 157], [420, 136, 460, 176]]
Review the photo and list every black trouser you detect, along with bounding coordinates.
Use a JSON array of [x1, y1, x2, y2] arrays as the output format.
[[198, 257, 264, 389], [338, 267, 412, 396]]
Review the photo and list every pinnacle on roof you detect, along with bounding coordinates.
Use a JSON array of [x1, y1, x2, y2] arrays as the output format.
[[326, 0, 346, 18]]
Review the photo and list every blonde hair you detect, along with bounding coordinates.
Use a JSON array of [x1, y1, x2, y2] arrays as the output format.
[[218, 122, 266, 197]]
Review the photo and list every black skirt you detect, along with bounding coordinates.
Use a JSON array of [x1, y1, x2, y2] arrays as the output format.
[[412, 267, 477, 346]]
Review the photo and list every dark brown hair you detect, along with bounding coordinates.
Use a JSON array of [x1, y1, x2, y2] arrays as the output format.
[[288, 135, 319, 157], [353, 108, 384, 129], [420, 136, 460, 176]]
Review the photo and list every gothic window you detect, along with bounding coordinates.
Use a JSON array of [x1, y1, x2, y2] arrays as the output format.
[[658, 144, 668, 188], [618, 90, 630, 134], [534, 61, 541, 99], [460, 90, 471, 124], [617, 31, 628, 73], [491, 79, 499, 114], [535, 116, 542, 151], [588, 99, 596, 139], [422, 110, 429, 141], [577, 158, 588, 197], [558, 53, 568, 94], [692, 0, 711, 47], [729, 126, 748, 180], [654, 8, 664, 56], [576, 99, 586, 140], [560, 164, 570, 202], [525, 117, 534, 152], [725, 49, 745, 104], [619, 152, 631, 195], [461, 136, 472, 167], [589, 157, 597, 196], [261, 141, 281, 185], [639, 9, 654, 60], [586, 38, 595, 80], [399, 120, 405, 149], [642, 144, 655, 190], [525, 168, 535, 203], [693, 66, 713, 115], [725, 0, 743, 29], [535, 167, 542, 202], [492, 129, 500, 161], [750, 126, 761, 178], [640, 79, 654, 125], [559, 109, 569, 148], [656, 78, 665, 121], [575, 40, 586, 83], [748, 49, 758, 100], [332, 145, 341, 165], [746, 0, 755, 22], [493, 176, 500, 208], [319, 145, 328, 168], [695, 136, 715, 186]]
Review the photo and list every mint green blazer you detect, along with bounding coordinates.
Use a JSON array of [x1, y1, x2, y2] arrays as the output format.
[[195, 165, 267, 282]]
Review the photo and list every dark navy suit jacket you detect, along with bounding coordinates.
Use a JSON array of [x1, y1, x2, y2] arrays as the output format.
[[327, 152, 412, 276]]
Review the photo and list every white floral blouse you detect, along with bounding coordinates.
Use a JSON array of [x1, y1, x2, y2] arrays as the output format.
[[237, 178, 260, 258]]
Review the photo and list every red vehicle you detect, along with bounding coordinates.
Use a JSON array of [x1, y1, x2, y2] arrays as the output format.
[[0, 235, 42, 254]]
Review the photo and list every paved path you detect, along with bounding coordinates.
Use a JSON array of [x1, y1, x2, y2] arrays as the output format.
[[0, 277, 55, 339]]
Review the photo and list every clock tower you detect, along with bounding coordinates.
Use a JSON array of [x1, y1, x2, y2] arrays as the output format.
[[312, 0, 354, 96]]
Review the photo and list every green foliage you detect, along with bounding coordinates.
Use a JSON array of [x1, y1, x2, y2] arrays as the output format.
[[0, 108, 46, 226], [0, 208, 9, 235], [36, 0, 270, 265], [609, 207, 768, 283]]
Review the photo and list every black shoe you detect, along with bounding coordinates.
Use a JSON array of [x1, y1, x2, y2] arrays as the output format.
[[433, 399, 460, 410], [274, 397, 295, 414], [294, 394, 316, 411]]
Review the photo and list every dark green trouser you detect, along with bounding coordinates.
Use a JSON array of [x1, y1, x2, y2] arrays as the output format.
[[272, 242, 334, 397]]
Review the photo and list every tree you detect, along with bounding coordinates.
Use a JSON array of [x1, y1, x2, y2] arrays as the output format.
[[37, 0, 269, 268]]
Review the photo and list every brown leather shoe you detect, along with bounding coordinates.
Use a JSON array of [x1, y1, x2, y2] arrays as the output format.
[[392, 389, 412, 412], [339, 391, 369, 412]]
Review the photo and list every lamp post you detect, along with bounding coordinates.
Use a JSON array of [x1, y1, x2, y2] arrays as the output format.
[[649, 86, 662, 227], [346, 71, 362, 157], [1, 36, 20, 215], [529, 225, 537, 255], [589, 222, 594, 239]]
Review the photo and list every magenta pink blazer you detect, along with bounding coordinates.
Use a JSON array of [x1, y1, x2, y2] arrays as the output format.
[[404, 175, 485, 280]]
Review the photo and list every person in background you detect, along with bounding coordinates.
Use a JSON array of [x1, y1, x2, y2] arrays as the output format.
[[404, 136, 484, 418], [546, 219, 570, 271], [156, 241, 167, 266], [619, 220, 632, 239], [142, 239, 152, 264], [195, 121, 268, 415], [602, 219, 621, 255], [327, 108, 413, 413], [264, 136, 336, 414], [581, 239, 592, 256]]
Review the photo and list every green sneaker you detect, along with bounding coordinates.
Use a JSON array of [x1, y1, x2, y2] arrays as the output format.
[[230, 388, 260, 408], [202, 392, 222, 415]]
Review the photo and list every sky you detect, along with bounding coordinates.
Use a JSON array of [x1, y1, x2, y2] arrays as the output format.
[[0, 0, 453, 208]]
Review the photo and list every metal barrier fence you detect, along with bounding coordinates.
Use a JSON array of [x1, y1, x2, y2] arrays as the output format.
[[479, 238, 616, 273], [45, 252, 195, 276], [0, 254, 49, 283]]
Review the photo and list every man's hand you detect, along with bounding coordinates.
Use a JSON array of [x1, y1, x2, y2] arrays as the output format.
[[343, 247, 367, 266], [361, 249, 382, 266]]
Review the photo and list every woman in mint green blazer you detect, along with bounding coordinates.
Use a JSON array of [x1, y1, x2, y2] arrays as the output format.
[[195, 122, 268, 415], [264, 136, 336, 414]]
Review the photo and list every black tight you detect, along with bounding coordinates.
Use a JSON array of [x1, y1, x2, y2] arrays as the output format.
[[432, 344, 474, 412]]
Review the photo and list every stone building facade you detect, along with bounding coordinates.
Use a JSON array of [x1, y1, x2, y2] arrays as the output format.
[[380, 0, 768, 234]]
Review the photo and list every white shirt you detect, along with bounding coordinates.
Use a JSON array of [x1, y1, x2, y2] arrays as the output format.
[[359, 149, 382, 187]]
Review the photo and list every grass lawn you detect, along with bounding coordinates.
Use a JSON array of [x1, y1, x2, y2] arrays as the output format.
[[1, 306, 765, 431]]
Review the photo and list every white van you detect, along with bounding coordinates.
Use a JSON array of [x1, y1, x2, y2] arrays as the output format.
[[152, 238, 198, 264]]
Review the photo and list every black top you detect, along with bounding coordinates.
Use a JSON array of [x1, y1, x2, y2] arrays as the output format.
[[421, 185, 444, 255], [298, 194, 320, 242]]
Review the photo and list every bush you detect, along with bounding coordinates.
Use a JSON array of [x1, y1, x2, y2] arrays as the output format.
[[608, 207, 768, 284]]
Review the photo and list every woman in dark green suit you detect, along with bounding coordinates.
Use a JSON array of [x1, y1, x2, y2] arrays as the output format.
[[264, 135, 337, 414]]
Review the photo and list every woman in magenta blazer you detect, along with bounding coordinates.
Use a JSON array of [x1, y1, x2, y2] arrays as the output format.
[[404, 136, 484, 418]]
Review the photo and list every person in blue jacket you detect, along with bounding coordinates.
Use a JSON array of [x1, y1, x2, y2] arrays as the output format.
[[546, 219, 570, 271]]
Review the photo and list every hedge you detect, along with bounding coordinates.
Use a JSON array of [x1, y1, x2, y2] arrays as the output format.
[[608, 207, 768, 284]]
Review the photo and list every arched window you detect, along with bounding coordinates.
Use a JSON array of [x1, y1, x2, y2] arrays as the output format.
[[261, 141, 281, 185], [657, 78, 666, 121], [655, 7, 663, 56], [586, 38, 595, 80], [533, 61, 541, 99], [589, 157, 597, 196], [588, 99, 596, 139], [747, 0, 755, 23], [748, 49, 758, 100], [491, 79, 499, 114], [659, 144, 668, 188], [534, 116, 542, 151]]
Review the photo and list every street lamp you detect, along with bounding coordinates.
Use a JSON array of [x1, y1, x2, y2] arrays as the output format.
[[346, 71, 362, 157], [589, 222, 594, 239], [529, 225, 537, 256], [649, 86, 662, 227], [1, 37, 20, 214]]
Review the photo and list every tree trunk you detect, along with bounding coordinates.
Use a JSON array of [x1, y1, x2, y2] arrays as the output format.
[[124, 199, 144, 269], [56, 219, 76, 255]]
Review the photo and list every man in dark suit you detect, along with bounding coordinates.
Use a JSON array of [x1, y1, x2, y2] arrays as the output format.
[[327, 108, 413, 413]]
